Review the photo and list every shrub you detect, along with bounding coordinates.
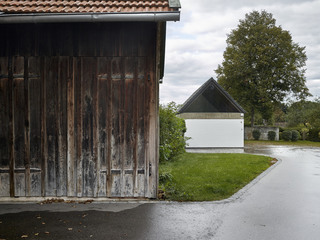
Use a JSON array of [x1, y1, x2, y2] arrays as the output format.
[[159, 102, 188, 162], [307, 128, 320, 142], [268, 131, 276, 141], [291, 130, 301, 141], [282, 130, 292, 141], [252, 129, 261, 140], [159, 171, 173, 184]]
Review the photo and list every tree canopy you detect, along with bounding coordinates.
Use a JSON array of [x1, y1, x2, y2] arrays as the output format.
[[286, 100, 320, 128], [215, 10, 310, 126]]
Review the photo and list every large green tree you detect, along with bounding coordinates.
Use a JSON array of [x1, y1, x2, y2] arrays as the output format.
[[287, 100, 320, 128], [215, 10, 310, 126]]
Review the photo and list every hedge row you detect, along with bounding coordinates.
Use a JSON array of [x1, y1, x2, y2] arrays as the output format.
[[281, 130, 301, 141], [279, 127, 320, 142]]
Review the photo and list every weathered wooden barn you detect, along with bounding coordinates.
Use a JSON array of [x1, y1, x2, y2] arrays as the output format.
[[0, 0, 181, 199], [178, 78, 246, 152]]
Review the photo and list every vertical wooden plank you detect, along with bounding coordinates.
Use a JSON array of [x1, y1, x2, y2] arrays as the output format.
[[67, 57, 76, 197], [8, 56, 14, 197], [6, 26, 19, 57], [138, 23, 155, 57], [74, 57, 83, 197], [12, 57, 26, 197], [98, 24, 113, 57], [81, 57, 97, 197], [143, 72, 150, 198], [0, 172, 10, 197], [0, 26, 8, 56], [24, 57, 31, 197], [142, 23, 158, 198], [135, 57, 146, 197], [149, 22, 163, 198], [19, 25, 35, 57], [97, 57, 109, 197], [40, 56, 46, 196], [147, 69, 158, 198], [45, 56, 58, 196], [122, 57, 135, 197], [121, 23, 139, 57], [92, 58, 99, 197], [106, 58, 112, 197], [131, 57, 139, 198], [110, 57, 122, 197], [38, 27, 52, 56], [0, 57, 10, 197], [28, 57, 42, 196], [58, 24, 74, 56], [56, 56, 68, 196], [145, 71, 153, 198], [78, 24, 97, 57]]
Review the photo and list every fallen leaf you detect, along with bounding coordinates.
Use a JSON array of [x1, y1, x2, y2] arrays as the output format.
[[45, 232, 49, 234], [68, 228, 73, 231], [42, 222, 46, 225], [36, 216, 41, 219], [21, 235, 28, 238], [34, 233, 39, 236]]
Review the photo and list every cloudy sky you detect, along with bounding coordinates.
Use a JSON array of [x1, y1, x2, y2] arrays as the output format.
[[160, 0, 320, 104]]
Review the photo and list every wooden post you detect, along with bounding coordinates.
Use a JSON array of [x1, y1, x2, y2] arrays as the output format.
[[67, 57, 75, 197]]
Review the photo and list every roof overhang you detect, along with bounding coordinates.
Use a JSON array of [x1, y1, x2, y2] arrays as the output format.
[[0, 11, 180, 24]]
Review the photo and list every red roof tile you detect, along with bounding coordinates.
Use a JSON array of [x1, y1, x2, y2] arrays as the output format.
[[0, 0, 176, 13]]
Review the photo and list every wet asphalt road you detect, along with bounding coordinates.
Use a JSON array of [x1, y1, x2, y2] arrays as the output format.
[[0, 145, 320, 240]]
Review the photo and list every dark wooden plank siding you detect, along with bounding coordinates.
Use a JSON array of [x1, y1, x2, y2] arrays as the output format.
[[81, 57, 97, 197], [0, 22, 157, 58], [123, 58, 135, 197], [28, 57, 42, 196], [13, 57, 26, 197], [74, 57, 83, 197], [56, 57, 68, 196], [110, 57, 122, 197], [44, 56, 58, 196], [97, 57, 109, 197], [67, 57, 76, 197], [136, 58, 147, 197], [0, 22, 159, 199], [0, 57, 10, 197]]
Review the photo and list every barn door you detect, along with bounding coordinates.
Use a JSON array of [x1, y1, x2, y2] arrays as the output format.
[[0, 56, 157, 198], [0, 56, 43, 197], [74, 57, 153, 198], [0, 57, 11, 197]]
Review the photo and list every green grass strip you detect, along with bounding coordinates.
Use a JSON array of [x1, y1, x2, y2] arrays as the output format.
[[159, 153, 273, 201]]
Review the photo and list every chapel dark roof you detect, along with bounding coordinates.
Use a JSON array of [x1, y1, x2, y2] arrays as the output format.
[[178, 77, 246, 114]]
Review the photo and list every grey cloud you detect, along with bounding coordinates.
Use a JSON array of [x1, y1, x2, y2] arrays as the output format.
[[161, 0, 320, 103]]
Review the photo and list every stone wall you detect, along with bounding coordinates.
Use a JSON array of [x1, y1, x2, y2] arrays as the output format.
[[245, 127, 279, 141]]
